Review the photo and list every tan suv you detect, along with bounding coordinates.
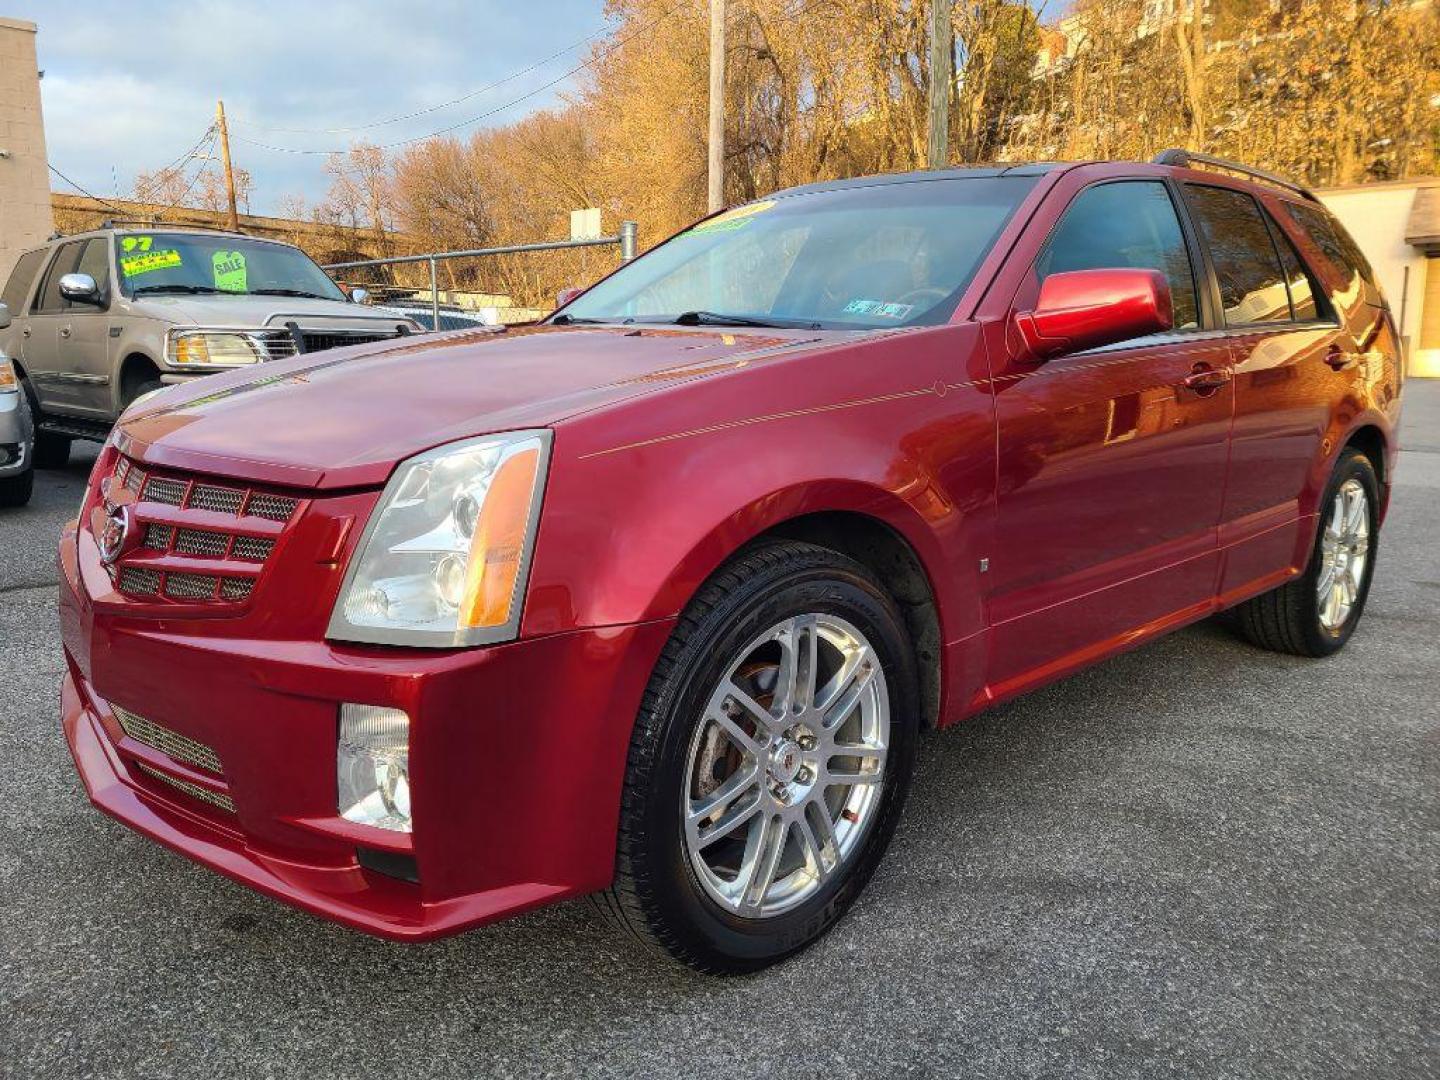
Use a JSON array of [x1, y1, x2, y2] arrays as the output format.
[[0, 224, 421, 466]]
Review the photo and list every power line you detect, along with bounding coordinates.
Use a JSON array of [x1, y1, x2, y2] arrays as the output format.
[[232, 22, 622, 135], [132, 124, 218, 201], [47, 163, 126, 214], [138, 132, 220, 217], [232, 0, 688, 156]]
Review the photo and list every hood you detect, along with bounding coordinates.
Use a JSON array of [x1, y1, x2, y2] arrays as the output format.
[[119, 323, 843, 489], [129, 293, 419, 329]]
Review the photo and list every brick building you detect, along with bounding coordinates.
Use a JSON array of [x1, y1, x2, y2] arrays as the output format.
[[0, 16, 53, 285]]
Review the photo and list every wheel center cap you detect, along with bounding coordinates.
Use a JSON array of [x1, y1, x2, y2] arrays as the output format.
[[768, 740, 803, 784]]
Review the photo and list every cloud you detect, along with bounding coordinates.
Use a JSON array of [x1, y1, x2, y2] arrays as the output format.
[[15, 0, 606, 214]]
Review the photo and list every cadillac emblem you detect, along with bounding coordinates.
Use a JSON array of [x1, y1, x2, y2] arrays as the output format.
[[98, 504, 133, 566]]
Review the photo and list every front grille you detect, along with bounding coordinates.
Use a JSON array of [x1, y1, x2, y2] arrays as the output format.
[[104, 456, 304, 606], [247, 493, 299, 522], [134, 763, 236, 814], [259, 333, 298, 362], [113, 705, 223, 774], [302, 331, 393, 353], [118, 566, 162, 594], [190, 484, 246, 515], [174, 528, 229, 557], [165, 572, 220, 600]]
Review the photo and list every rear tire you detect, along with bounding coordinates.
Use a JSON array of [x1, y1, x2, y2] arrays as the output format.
[[1232, 448, 1379, 657], [596, 540, 919, 973]]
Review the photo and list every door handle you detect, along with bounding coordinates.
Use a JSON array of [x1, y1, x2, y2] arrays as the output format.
[[1325, 347, 1360, 371], [60, 326, 72, 339], [21, 327, 31, 338], [1180, 364, 1231, 393]]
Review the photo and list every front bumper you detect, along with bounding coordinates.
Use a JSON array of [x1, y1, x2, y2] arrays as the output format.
[[59, 522, 674, 941], [0, 389, 32, 477]]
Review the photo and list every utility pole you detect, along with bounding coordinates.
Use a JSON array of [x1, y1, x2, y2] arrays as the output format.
[[215, 99, 240, 232], [927, 0, 952, 170], [707, 0, 725, 213]]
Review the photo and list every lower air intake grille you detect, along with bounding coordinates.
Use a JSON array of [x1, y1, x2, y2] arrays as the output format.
[[113, 706, 223, 774], [302, 331, 392, 353], [118, 566, 162, 595], [164, 572, 219, 600], [134, 762, 236, 814]]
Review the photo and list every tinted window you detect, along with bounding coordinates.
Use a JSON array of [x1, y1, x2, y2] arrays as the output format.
[[1036, 180, 1199, 330], [1283, 201, 1376, 296], [35, 242, 85, 313], [2, 248, 46, 314], [1184, 185, 1292, 325], [1270, 218, 1323, 322], [74, 238, 111, 297], [113, 232, 345, 301]]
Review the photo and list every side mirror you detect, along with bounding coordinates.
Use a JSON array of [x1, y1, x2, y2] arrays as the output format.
[[351, 287, 370, 305], [1015, 268, 1172, 360], [58, 272, 103, 306], [556, 286, 584, 309], [0, 301, 9, 330]]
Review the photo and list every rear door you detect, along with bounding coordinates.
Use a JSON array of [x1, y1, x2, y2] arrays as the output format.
[[56, 237, 116, 418], [1179, 183, 1354, 603], [20, 241, 85, 413], [0, 247, 46, 362], [984, 176, 1235, 695]]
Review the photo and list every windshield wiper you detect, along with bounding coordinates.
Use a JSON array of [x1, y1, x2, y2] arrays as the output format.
[[671, 310, 817, 329], [550, 313, 614, 325], [250, 288, 335, 300], [131, 284, 222, 295]]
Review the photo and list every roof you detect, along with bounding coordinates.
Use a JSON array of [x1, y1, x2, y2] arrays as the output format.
[[1406, 186, 1440, 253]]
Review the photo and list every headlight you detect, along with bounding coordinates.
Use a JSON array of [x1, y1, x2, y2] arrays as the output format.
[[168, 331, 263, 368], [338, 704, 411, 832], [327, 430, 550, 647]]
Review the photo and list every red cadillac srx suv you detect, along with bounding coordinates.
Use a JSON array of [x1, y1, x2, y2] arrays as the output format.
[[59, 153, 1403, 972]]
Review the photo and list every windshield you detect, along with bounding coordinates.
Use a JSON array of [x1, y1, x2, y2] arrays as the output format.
[[114, 233, 346, 301], [559, 176, 1037, 329]]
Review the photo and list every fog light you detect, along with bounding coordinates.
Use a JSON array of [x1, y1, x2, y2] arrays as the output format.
[[338, 704, 411, 832]]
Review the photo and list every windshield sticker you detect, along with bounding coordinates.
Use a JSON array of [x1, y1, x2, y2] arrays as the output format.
[[120, 249, 182, 277], [120, 236, 155, 253], [690, 199, 776, 235], [212, 250, 249, 292], [843, 298, 913, 319]]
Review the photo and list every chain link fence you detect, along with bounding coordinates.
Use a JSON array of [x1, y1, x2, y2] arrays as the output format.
[[323, 223, 638, 331]]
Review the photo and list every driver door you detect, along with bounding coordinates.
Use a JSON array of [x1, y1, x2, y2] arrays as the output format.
[[983, 178, 1235, 695]]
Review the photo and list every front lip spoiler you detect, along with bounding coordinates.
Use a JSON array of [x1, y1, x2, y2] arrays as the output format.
[[61, 673, 574, 943]]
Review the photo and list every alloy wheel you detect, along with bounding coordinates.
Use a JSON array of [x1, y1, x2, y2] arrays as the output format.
[[1317, 477, 1370, 634], [680, 613, 889, 919]]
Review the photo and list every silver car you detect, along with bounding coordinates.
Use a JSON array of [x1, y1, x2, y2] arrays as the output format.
[[0, 301, 35, 507], [0, 225, 422, 467]]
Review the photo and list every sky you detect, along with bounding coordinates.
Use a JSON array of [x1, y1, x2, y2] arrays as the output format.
[[10, 0, 609, 216]]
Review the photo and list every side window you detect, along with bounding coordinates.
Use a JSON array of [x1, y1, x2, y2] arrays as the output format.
[[73, 238, 112, 306], [1183, 185, 1292, 326], [1268, 216, 1325, 322], [1283, 201, 1376, 296], [2, 248, 46, 314], [34, 242, 84, 314], [1036, 180, 1200, 330]]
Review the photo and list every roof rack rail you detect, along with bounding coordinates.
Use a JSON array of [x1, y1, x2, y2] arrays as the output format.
[[97, 216, 248, 236], [1152, 150, 1319, 203]]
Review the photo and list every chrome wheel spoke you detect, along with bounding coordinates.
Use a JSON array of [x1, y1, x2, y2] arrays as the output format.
[[682, 612, 891, 919], [1317, 478, 1370, 633]]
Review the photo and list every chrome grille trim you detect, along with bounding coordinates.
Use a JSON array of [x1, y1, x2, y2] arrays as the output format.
[[259, 334, 298, 362], [143, 524, 175, 551], [247, 493, 299, 522], [144, 476, 187, 506], [113, 706, 223, 774], [231, 535, 274, 562], [174, 528, 229, 557], [118, 566, 162, 595], [134, 762, 236, 813], [190, 484, 245, 515], [165, 572, 219, 600]]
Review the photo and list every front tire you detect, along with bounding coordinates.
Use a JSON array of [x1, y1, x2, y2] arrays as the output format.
[[597, 540, 919, 973], [1232, 448, 1379, 657]]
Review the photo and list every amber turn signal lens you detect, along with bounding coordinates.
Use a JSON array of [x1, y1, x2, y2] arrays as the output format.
[[459, 447, 541, 629], [0, 360, 17, 392]]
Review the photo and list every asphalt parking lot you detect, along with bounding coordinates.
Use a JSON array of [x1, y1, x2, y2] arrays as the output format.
[[2, 387, 1436, 1080]]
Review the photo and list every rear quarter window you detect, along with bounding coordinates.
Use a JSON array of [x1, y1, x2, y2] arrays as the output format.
[[2, 248, 46, 314], [1282, 201, 1377, 297]]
